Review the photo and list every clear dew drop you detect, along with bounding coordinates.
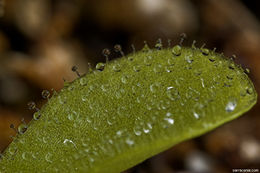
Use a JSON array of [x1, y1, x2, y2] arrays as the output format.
[[227, 73, 235, 80], [175, 78, 184, 86], [185, 87, 200, 101], [201, 48, 209, 55], [115, 91, 122, 99], [224, 81, 232, 87], [81, 140, 88, 147], [112, 64, 121, 72], [95, 62, 105, 71], [201, 78, 205, 88], [45, 153, 53, 163], [22, 152, 28, 160], [150, 82, 160, 93], [156, 100, 168, 110], [225, 99, 237, 112], [67, 114, 74, 121], [133, 127, 142, 136], [168, 58, 175, 66], [33, 112, 41, 120], [229, 63, 236, 70], [81, 95, 87, 102], [164, 118, 174, 125], [31, 153, 37, 159], [142, 41, 150, 52], [144, 56, 153, 66], [240, 89, 247, 97], [128, 56, 134, 61], [194, 69, 202, 76], [245, 68, 250, 74], [107, 116, 115, 125], [246, 87, 253, 95], [141, 122, 152, 134], [125, 138, 134, 146], [155, 38, 163, 50], [172, 45, 181, 56], [79, 77, 87, 86], [18, 124, 27, 134], [73, 153, 80, 160], [18, 138, 26, 145], [208, 56, 216, 62], [136, 97, 141, 104], [108, 139, 113, 145], [41, 90, 50, 99], [58, 95, 65, 104], [116, 130, 122, 137], [63, 81, 70, 87], [93, 125, 99, 131], [88, 103, 94, 110], [63, 139, 77, 148], [89, 84, 96, 91], [143, 128, 150, 134], [133, 65, 141, 72], [121, 75, 128, 84], [42, 136, 48, 144], [165, 66, 172, 73], [146, 103, 152, 111], [101, 84, 109, 92], [185, 54, 194, 63], [153, 64, 163, 73], [8, 146, 17, 155], [117, 106, 126, 116], [193, 103, 206, 118], [185, 64, 192, 70], [86, 116, 92, 123], [147, 123, 153, 129], [166, 86, 180, 101], [166, 112, 172, 117], [193, 112, 200, 119], [68, 85, 74, 91], [132, 85, 137, 94], [120, 88, 125, 94], [88, 157, 95, 163]]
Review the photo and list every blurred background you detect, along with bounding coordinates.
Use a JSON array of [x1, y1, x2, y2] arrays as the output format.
[[0, 0, 259, 172]]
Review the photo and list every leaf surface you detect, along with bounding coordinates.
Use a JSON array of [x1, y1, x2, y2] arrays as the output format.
[[0, 46, 257, 173]]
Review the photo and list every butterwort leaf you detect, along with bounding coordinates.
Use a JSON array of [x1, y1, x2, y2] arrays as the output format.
[[0, 45, 257, 173]]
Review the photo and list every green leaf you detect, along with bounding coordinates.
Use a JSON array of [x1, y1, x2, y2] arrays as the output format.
[[0, 46, 257, 173]]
